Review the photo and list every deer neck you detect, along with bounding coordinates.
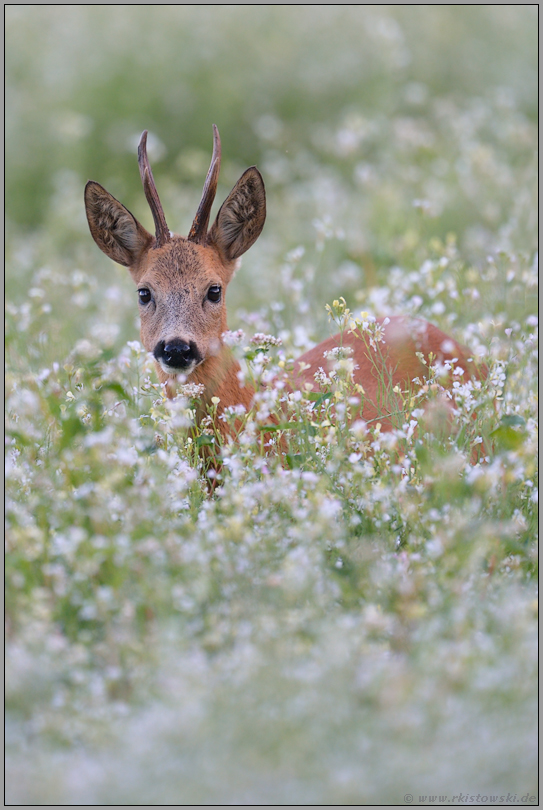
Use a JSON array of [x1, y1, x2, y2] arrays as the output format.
[[189, 345, 255, 425]]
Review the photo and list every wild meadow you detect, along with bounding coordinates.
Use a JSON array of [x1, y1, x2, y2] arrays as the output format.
[[5, 7, 538, 805]]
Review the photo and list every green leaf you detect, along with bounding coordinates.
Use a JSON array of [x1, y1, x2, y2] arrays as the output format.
[[59, 416, 86, 450], [196, 434, 215, 447], [258, 421, 298, 432], [490, 423, 526, 451], [285, 453, 303, 469], [499, 414, 526, 428], [306, 391, 332, 405]]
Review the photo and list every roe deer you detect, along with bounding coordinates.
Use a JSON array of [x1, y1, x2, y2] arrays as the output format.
[[85, 126, 483, 446]]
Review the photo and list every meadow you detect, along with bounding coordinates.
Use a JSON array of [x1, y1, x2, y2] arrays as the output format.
[[5, 6, 538, 805]]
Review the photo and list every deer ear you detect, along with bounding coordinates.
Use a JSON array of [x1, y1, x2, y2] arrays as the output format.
[[84, 181, 153, 267], [207, 167, 266, 262]]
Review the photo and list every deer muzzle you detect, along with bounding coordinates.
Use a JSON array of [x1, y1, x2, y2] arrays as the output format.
[[153, 338, 203, 374]]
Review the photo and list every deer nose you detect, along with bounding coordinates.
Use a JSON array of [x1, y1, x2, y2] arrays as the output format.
[[154, 339, 200, 370]]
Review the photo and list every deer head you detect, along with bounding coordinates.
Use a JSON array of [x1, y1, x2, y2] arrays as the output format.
[[84, 126, 266, 387]]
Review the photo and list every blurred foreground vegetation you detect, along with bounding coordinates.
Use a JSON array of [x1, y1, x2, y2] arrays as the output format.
[[5, 6, 538, 805]]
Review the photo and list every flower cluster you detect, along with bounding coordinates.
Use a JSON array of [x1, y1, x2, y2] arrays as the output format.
[[5, 6, 538, 801]]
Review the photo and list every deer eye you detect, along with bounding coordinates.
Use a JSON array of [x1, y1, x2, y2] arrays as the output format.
[[138, 288, 152, 305], [207, 285, 222, 303]]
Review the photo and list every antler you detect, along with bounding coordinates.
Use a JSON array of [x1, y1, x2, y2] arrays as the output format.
[[138, 131, 171, 248], [188, 124, 222, 244]]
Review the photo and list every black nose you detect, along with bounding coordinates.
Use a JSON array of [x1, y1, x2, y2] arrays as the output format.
[[154, 339, 201, 370]]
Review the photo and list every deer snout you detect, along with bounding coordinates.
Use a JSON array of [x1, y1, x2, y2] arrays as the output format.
[[154, 338, 202, 373]]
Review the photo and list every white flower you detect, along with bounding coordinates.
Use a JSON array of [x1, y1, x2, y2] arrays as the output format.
[[251, 333, 283, 347]]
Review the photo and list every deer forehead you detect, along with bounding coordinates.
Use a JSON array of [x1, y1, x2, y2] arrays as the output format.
[[136, 237, 228, 290]]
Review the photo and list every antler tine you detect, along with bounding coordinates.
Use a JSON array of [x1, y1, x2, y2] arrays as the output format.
[[188, 124, 222, 244], [138, 131, 171, 248]]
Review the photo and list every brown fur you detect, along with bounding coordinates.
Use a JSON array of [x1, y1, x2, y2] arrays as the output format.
[[85, 129, 483, 452], [293, 316, 483, 430]]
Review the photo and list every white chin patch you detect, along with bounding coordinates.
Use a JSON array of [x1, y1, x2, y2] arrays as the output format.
[[159, 360, 197, 377]]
